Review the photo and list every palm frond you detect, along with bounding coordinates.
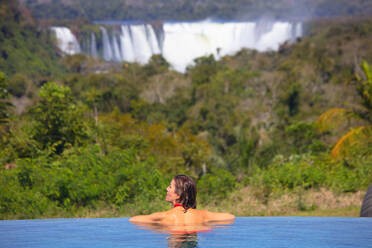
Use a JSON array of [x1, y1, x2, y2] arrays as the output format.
[[317, 108, 354, 133], [331, 126, 372, 158]]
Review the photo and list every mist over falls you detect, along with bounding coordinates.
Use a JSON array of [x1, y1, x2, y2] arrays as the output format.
[[52, 21, 303, 72]]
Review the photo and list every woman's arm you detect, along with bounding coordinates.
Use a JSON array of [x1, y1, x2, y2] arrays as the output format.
[[129, 211, 168, 223], [203, 210, 235, 223]]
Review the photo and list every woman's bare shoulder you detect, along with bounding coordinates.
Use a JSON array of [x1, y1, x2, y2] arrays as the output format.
[[129, 209, 173, 223]]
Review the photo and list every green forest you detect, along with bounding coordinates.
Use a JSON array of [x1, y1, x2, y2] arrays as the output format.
[[1, 1, 372, 219], [22, 0, 372, 21]]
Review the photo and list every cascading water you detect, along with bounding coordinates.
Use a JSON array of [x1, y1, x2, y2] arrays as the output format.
[[90, 33, 97, 58], [120, 25, 135, 62], [129, 24, 162, 64], [51, 27, 81, 55], [100, 27, 113, 61], [51, 21, 303, 72], [112, 35, 121, 62]]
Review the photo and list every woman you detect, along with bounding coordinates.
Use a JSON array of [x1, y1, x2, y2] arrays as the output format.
[[129, 175, 235, 225]]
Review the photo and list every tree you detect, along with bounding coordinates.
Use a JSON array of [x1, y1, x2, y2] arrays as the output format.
[[82, 88, 103, 127], [31, 82, 89, 154], [143, 54, 170, 76], [317, 61, 372, 158], [188, 55, 218, 87]]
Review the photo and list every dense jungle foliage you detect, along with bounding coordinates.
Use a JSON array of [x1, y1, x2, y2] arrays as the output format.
[[21, 0, 372, 21], [0, 1, 65, 79], [1, 1, 372, 219]]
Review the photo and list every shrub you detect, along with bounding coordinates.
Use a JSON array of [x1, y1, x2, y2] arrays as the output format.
[[198, 169, 236, 204], [0, 146, 169, 219]]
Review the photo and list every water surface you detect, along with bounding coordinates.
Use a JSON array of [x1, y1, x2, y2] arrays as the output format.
[[1, 217, 372, 248]]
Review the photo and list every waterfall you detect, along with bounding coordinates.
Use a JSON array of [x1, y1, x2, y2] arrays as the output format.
[[295, 23, 303, 38], [256, 22, 293, 51], [120, 25, 135, 62], [101, 27, 113, 61], [112, 35, 122, 62], [91, 33, 98, 58], [51, 27, 81, 55], [52, 21, 303, 72], [129, 24, 162, 64]]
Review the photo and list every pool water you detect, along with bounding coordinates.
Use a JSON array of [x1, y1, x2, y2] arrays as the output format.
[[1, 217, 372, 248]]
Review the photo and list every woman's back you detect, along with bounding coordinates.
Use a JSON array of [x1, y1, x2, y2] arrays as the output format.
[[162, 207, 206, 225]]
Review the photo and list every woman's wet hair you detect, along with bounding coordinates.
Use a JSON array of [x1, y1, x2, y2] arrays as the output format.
[[173, 174, 197, 212]]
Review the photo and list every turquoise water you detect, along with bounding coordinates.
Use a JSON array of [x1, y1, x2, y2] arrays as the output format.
[[1, 217, 372, 247]]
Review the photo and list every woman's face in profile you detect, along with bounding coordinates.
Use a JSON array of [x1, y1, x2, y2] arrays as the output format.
[[166, 179, 180, 203]]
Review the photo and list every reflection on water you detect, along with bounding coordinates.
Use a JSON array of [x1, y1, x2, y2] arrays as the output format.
[[167, 232, 198, 248], [132, 220, 234, 248]]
